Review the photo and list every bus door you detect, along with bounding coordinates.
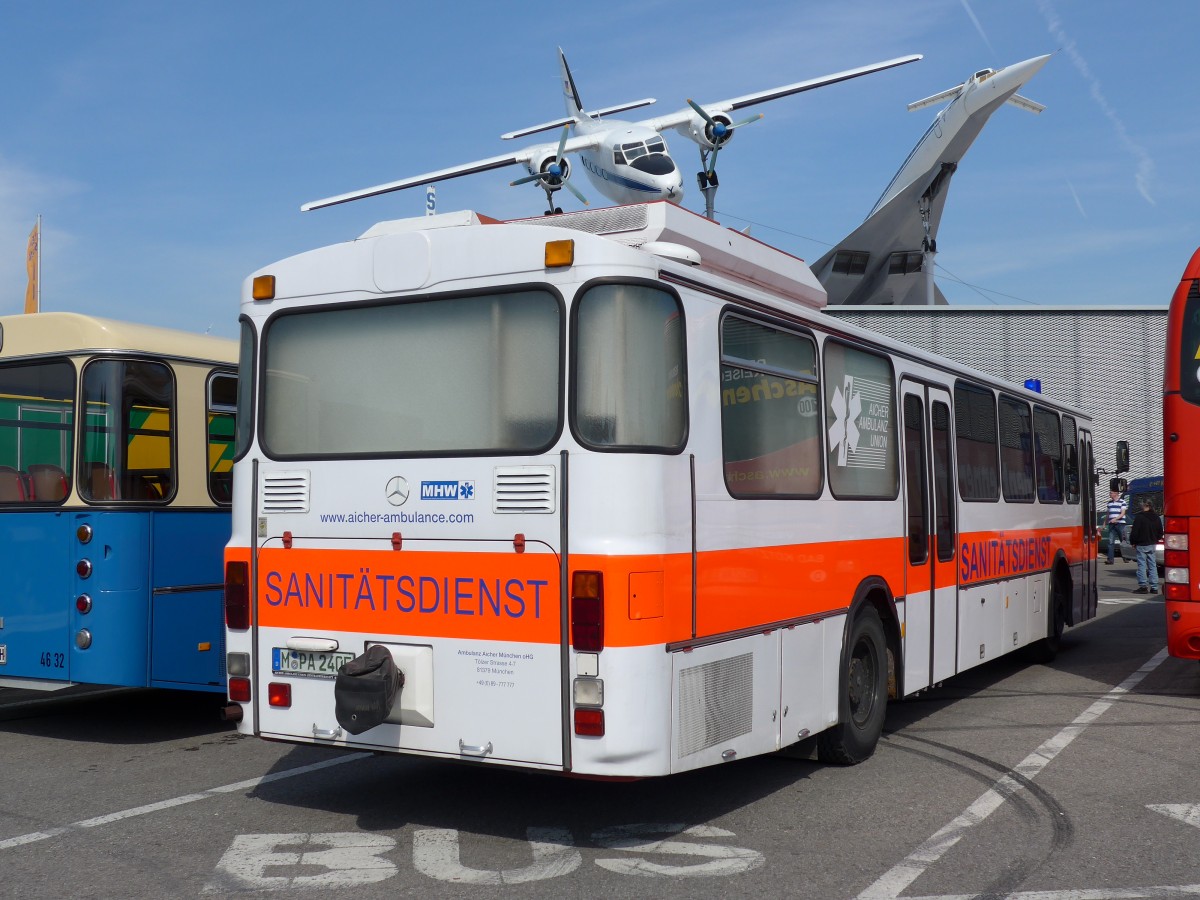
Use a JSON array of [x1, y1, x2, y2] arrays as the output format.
[[901, 382, 958, 693]]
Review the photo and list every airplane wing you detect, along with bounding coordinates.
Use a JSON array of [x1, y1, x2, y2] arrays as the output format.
[[641, 55, 923, 132], [302, 134, 603, 211], [502, 99, 656, 140], [1006, 93, 1045, 114], [907, 84, 964, 112]]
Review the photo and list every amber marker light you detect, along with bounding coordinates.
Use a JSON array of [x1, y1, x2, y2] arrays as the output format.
[[545, 240, 574, 268], [252, 275, 276, 300]]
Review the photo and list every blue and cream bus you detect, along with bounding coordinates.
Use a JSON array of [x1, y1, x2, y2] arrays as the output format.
[[0, 312, 236, 692]]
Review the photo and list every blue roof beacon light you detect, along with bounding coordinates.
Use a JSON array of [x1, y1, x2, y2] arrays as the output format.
[[1025, 379, 1042, 393]]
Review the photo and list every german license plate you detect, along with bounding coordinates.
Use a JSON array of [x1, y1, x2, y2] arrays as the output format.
[[272, 647, 353, 679]]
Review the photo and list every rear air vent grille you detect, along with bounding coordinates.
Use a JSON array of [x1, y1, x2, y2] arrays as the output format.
[[260, 470, 310, 514], [677, 653, 754, 757], [493, 466, 555, 514]]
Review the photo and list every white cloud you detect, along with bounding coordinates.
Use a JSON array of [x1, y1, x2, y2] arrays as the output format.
[[1037, 0, 1156, 205]]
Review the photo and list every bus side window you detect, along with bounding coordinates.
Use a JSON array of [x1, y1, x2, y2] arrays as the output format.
[[1062, 416, 1079, 503], [0, 358, 75, 505], [953, 380, 999, 502], [81, 359, 175, 503], [719, 315, 821, 498], [998, 394, 1035, 503], [207, 372, 237, 505], [824, 341, 897, 499], [1033, 406, 1063, 504]]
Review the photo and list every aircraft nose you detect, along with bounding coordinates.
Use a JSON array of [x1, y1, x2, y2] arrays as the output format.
[[966, 53, 1051, 114]]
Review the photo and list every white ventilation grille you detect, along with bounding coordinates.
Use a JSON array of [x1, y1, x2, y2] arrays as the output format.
[[677, 653, 754, 758], [260, 470, 310, 514], [493, 466, 555, 514], [521, 205, 649, 236]]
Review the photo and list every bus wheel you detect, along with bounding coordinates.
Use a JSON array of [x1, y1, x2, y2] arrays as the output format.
[[1028, 576, 1066, 663], [817, 605, 887, 765]]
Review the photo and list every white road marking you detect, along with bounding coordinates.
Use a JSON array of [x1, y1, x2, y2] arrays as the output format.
[[856, 647, 1170, 900], [1148, 804, 1200, 830], [0, 753, 369, 851], [1099, 597, 1163, 605], [593, 823, 765, 877], [205, 833, 397, 891], [412, 826, 581, 884], [899, 884, 1200, 899]]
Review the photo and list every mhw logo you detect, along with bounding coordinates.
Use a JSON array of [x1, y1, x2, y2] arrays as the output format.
[[420, 481, 475, 501]]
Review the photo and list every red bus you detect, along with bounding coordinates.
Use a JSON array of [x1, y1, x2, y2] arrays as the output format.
[[1162, 247, 1200, 659]]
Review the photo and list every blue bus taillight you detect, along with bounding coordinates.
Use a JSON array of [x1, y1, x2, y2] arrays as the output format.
[[225, 561, 250, 629]]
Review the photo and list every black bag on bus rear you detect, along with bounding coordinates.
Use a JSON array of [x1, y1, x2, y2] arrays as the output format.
[[334, 645, 404, 735]]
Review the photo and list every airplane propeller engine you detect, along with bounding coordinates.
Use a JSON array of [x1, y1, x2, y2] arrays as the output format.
[[683, 101, 763, 179], [509, 126, 588, 214], [681, 101, 763, 216]]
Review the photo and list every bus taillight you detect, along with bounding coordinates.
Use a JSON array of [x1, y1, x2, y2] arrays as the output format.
[[228, 677, 251, 702], [1164, 523, 1190, 601], [268, 682, 292, 708], [574, 708, 604, 737], [571, 571, 604, 652], [225, 561, 251, 629]]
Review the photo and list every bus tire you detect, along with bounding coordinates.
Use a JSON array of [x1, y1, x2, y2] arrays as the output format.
[[817, 604, 888, 765], [1028, 573, 1066, 663]]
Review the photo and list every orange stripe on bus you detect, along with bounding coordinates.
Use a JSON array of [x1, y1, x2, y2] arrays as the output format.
[[238, 526, 1085, 647], [255, 547, 562, 643]]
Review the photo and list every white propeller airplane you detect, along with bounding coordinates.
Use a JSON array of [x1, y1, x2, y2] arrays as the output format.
[[302, 48, 922, 218]]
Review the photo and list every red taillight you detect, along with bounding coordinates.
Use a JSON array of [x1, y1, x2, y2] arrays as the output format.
[[225, 560, 250, 630], [1166, 516, 1188, 533], [268, 682, 291, 708], [1166, 583, 1190, 602], [571, 571, 604, 651], [228, 676, 251, 702], [574, 708, 604, 736], [1166, 549, 1188, 568]]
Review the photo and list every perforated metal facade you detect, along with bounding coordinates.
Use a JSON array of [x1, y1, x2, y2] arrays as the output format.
[[825, 306, 1167, 499]]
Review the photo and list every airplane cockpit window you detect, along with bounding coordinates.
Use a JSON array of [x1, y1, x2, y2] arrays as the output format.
[[616, 140, 675, 174], [974, 69, 994, 80], [629, 153, 676, 176], [621, 142, 649, 161]]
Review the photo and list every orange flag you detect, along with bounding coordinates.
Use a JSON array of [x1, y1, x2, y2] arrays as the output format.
[[23, 219, 39, 314]]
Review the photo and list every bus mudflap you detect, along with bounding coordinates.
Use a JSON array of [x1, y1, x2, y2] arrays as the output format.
[[334, 645, 405, 735]]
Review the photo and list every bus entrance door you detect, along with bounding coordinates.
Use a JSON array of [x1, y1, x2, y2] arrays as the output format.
[[901, 383, 959, 693]]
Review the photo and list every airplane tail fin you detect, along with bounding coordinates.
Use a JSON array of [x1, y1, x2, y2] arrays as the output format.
[[558, 48, 588, 122]]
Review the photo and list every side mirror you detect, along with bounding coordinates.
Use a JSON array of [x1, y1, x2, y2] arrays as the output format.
[[1116, 440, 1130, 474]]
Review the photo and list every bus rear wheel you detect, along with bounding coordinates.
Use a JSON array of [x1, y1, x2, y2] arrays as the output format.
[[817, 605, 887, 765], [1028, 574, 1066, 663]]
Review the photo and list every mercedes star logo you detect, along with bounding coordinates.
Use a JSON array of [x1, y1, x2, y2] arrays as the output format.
[[385, 476, 410, 506]]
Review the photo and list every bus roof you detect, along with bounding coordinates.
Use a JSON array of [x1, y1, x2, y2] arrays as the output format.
[[1127, 475, 1164, 494], [0, 312, 236, 365], [249, 203, 1090, 419]]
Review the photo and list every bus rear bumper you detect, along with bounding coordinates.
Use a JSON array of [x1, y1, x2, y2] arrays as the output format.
[[1166, 600, 1200, 659]]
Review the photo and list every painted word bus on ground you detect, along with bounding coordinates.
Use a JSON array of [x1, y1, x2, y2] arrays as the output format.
[[223, 202, 1098, 776], [0, 313, 237, 691]]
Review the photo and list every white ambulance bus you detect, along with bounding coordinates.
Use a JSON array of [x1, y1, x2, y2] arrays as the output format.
[[222, 202, 1098, 777]]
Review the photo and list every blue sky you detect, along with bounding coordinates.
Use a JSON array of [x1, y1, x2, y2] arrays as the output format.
[[2, 0, 1195, 338]]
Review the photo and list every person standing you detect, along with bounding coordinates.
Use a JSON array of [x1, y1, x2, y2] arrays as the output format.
[[1104, 489, 1127, 565], [1128, 498, 1164, 593]]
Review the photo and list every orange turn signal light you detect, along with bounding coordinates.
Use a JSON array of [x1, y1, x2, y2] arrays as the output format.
[[545, 240, 574, 268], [252, 275, 276, 300]]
